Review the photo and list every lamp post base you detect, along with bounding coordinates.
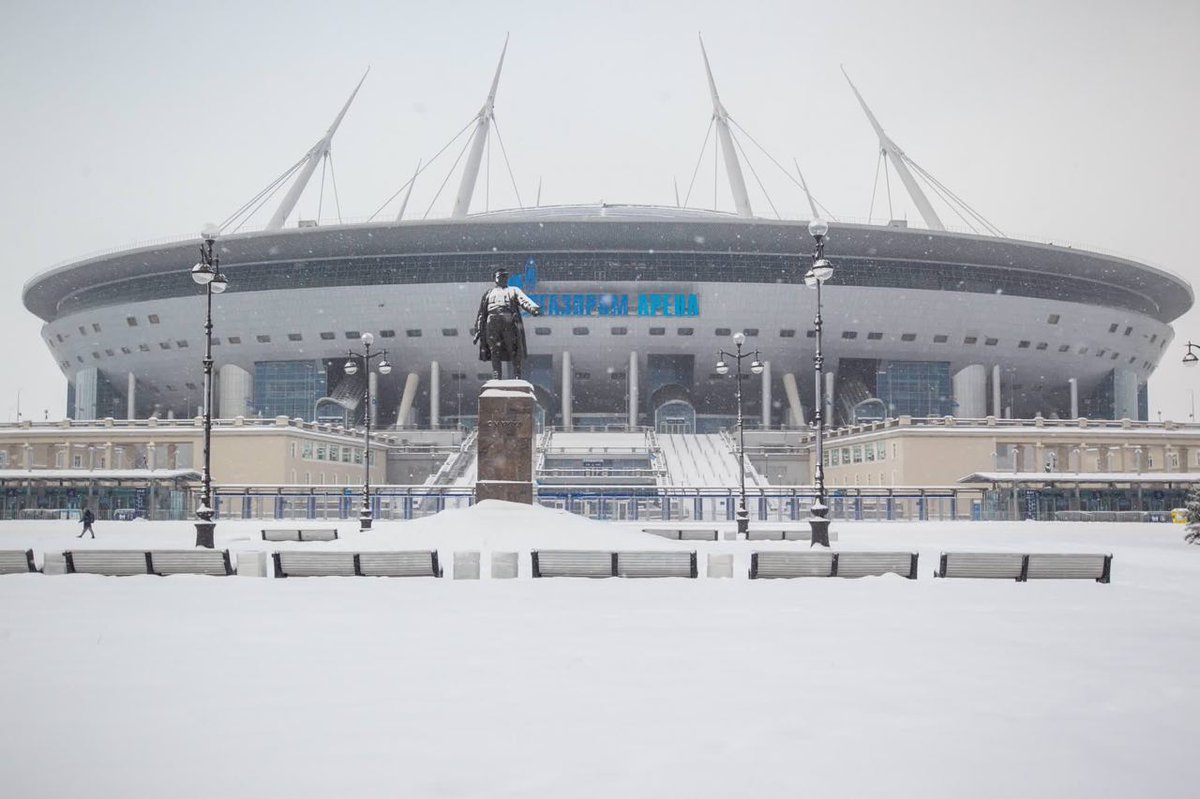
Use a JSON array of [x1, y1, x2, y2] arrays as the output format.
[[808, 517, 831, 548], [194, 521, 215, 549], [736, 508, 749, 538], [359, 512, 373, 532]]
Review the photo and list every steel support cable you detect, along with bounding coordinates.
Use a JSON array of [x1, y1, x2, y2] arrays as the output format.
[[883, 152, 894, 220], [485, 117, 491, 212], [682, 118, 715, 207], [423, 124, 477, 219], [231, 167, 304, 233], [728, 118, 837, 220], [904, 156, 1004, 236], [367, 116, 478, 221], [219, 153, 308, 231], [915, 168, 981, 234], [317, 154, 328, 223], [731, 130, 781, 219], [491, 116, 524, 208], [328, 153, 343, 223], [867, 150, 883, 223]]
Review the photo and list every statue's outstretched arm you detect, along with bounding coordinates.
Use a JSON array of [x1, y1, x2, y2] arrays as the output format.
[[513, 286, 541, 315]]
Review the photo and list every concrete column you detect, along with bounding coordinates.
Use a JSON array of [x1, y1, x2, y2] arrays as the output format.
[[369, 369, 379, 427], [75, 367, 98, 421], [824, 370, 835, 429], [217, 364, 252, 418], [992, 364, 1002, 417], [1114, 369, 1138, 419], [429, 361, 440, 429], [396, 372, 419, 429], [782, 372, 805, 427], [126, 372, 136, 419], [761, 360, 772, 429], [1069, 377, 1079, 419], [952, 364, 987, 418], [561, 351, 573, 431], [628, 351, 639, 430]]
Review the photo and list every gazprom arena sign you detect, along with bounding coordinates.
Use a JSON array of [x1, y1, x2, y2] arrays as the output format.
[[509, 258, 700, 318]]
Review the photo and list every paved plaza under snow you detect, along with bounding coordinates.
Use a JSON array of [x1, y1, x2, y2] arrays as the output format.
[[1, 503, 1196, 797]]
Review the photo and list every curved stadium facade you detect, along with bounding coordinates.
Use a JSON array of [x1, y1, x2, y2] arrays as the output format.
[[22, 204, 1192, 431]]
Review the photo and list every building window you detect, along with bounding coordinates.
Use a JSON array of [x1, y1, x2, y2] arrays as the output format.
[[78, 326, 86, 335], [1048, 314, 1060, 325], [677, 328, 694, 336], [1018, 341, 1031, 349], [1111, 352, 1120, 360], [257, 335, 271, 343], [148, 314, 160, 324], [877, 442, 886, 460], [380, 329, 395, 338], [92, 323, 102, 333], [779, 329, 796, 338], [574, 372, 591, 380], [984, 338, 998, 346], [158, 342, 171, 350], [535, 327, 551, 335], [185, 382, 198, 390], [126, 317, 138, 327], [964, 336, 977, 345], [92, 352, 100, 359], [572, 327, 589, 336], [406, 330, 422, 337], [104, 349, 114, 356], [138, 344, 150, 352], [743, 328, 759, 337], [715, 328, 731, 337], [345, 331, 361, 339], [1035, 342, 1048, 350], [650, 327, 666, 336], [1124, 326, 1133, 336], [868, 332, 883, 341], [1058, 344, 1070, 353], [120, 347, 131, 355], [176, 340, 189, 348], [319, 332, 336, 340], [1150, 333, 1158, 343], [841, 331, 858, 340], [611, 327, 628, 335], [806, 330, 816, 338], [610, 371, 626, 380], [853, 446, 863, 463], [933, 334, 948, 343], [1108, 323, 1119, 333], [288, 333, 303, 342], [441, 329, 458, 337], [901, 333, 917, 342], [227, 336, 241, 344], [1096, 349, 1106, 358], [1078, 347, 1088, 355]]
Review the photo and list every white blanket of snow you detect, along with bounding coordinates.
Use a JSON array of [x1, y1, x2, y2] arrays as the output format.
[[0, 502, 1196, 798]]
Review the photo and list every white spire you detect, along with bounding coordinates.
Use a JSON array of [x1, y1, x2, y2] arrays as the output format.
[[699, 35, 752, 218], [395, 160, 421, 222], [841, 66, 944, 231], [266, 69, 369, 231], [794, 158, 821, 220], [451, 35, 508, 219]]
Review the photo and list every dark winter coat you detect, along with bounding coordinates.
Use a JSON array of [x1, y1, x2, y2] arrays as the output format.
[[474, 289, 530, 363]]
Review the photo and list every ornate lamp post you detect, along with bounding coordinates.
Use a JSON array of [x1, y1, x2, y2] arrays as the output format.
[[1183, 342, 1199, 367], [190, 226, 228, 548], [805, 219, 834, 548], [716, 331, 764, 536], [343, 333, 391, 530]]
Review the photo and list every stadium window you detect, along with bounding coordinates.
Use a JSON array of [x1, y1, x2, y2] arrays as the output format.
[[211, 338, 221, 345], [677, 328, 694, 336], [841, 331, 858, 340], [379, 329, 395, 338], [120, 347, 131, 355], [320, 332, 336, 340], [138, 344, 150, 352], [1124, 326, 1133, 336], [405, 330, 422, 338], [92, 352, 100, 359], [572, 327, 589, 336], [867, 332, 883, 341], [1150, 333, 1158, 343], [1111, 352, 1120, 360], [743, 328, 759, 337], [257, 335, 271, 343], [1108, 323, 1119, 333], [1096, 349, 1106, 357], [901, 333, 917, 342], [126, 317, 138, 327], [344, 331, 361, 339], [610, 371, 625, 380], [176, 340, 189, 348], [1047, 314, 1060, 325], [714, 328, 731, 337], [933, 334, 948, 343], [1129, 356, 1137, 364], [76, 356, 83, 363], [56, 333, 64, 342], [535, 327, 551, 335], [165, 385, 176, 392], [1078, 347, 1088, 355], [650, 327, 666, 336], [1058, 344, 1070, 353], [1018, 341, 1031, 349], [806, 330, 816, 338], [441, 329, 458, 337], [1035, 342, 1048, 351], [159, 342, 171, 350], [288, 333, 303, 342], [105, 349, 114, 356], [78, 326, 86, 335], [185, 382, 197, 391], [92, 323, 101, 333], [227, 336, 241, 344], [984, 338, 998, 346], [610, 327, 628, 335], [148, 314, 160, 324], [574, 372, 591, 380]]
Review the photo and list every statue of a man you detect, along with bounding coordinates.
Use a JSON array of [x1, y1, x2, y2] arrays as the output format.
[[472, 268, 541, 379]]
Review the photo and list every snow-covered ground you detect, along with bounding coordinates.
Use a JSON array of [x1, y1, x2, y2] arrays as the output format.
[[1, 503, 1196, 798]]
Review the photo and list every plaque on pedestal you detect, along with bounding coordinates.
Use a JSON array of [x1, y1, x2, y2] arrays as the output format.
[[475, 379, 537, 505]]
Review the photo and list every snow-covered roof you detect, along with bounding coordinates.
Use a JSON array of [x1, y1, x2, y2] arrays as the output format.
[[0, 468, 201, 481], [960, 470, 1200, 484]]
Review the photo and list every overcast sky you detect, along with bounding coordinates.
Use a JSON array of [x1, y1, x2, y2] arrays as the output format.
[[2, 0, 1197, 422]]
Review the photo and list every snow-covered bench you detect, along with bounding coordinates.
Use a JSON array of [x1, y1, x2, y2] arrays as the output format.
[[642, 528, 718, 541], [750, 551, 918, 579], [532, 550, 698, 578], [64, 550, 233, 576], [0, 549, 38, 574], [746, 528, 838, 542], [272, 551, 442, 578], [261, 528, 339, 542], [936, 552, 1112, 583]]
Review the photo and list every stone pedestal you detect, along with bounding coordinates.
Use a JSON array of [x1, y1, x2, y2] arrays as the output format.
[[475, 379, 536, 505]]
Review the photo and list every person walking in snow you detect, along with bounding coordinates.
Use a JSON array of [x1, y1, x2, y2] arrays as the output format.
[[78, 507, 95, 539]]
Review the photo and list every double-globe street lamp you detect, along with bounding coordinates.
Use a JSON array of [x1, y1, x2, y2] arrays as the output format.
[[805, 219, 834, 548], [716, 332, 764, 536], [343, 333, 391, 531], [1183, 342, 1200, 367], [190, 227, 229, 548]]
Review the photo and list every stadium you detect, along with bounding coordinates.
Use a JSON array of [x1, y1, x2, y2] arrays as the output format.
[[20, 43, 1193, 434]]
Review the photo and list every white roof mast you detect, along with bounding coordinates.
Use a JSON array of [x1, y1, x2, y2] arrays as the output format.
[[451, 36, 508, 219], [265, 69, 369, 231], [699, 36, 753, 218], [842, 67, 944, 231]]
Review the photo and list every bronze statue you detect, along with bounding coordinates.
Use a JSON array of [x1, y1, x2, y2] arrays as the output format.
[[473, 268, 541, 379]]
